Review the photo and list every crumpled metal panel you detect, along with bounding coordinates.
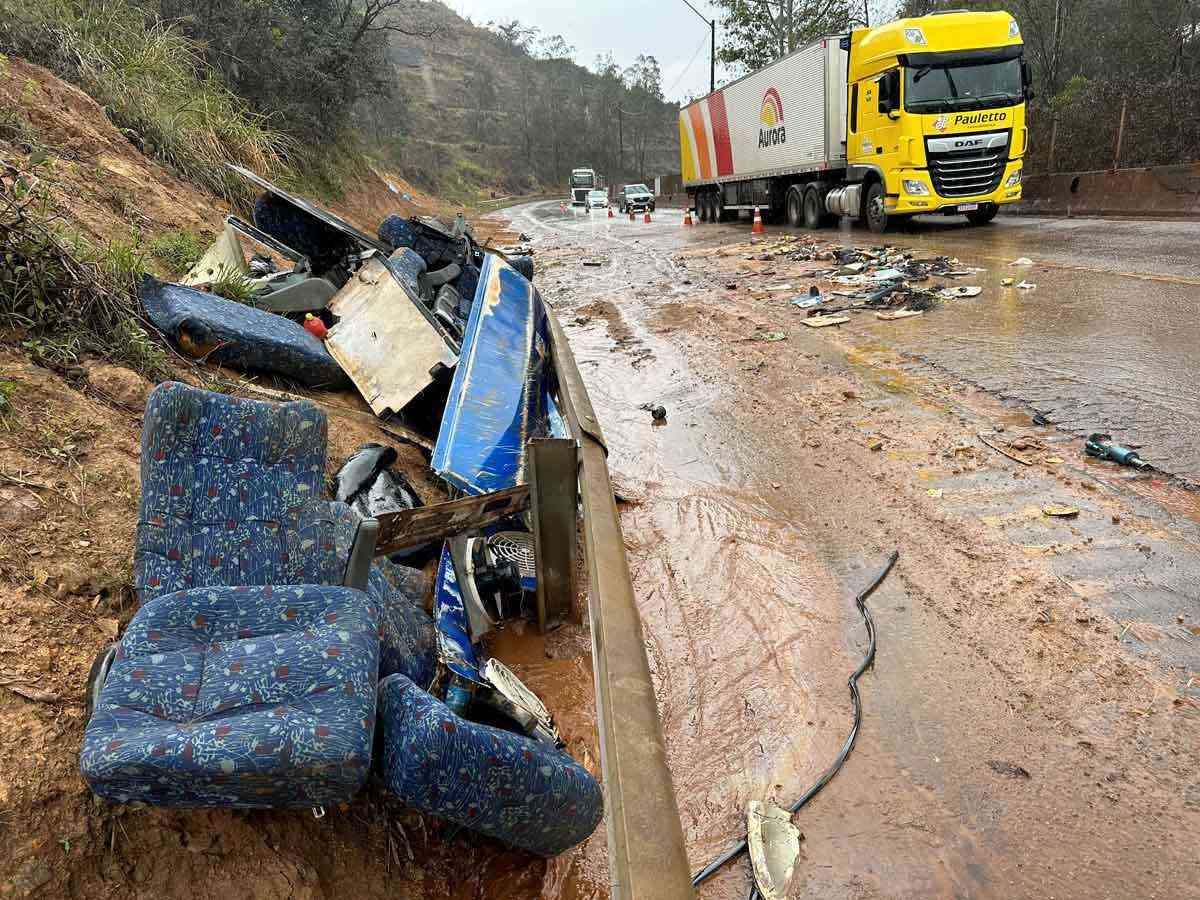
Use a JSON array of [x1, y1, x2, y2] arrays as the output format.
[[325, 254, 458, 416], [432, 255, 549, 495], [433, 544, 482, 682]]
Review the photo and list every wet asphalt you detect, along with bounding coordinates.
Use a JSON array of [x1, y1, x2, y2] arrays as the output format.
[[510, 201, 1200, 900]]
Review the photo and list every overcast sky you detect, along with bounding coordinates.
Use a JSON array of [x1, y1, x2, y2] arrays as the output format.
[[447, 0, 731, 104]]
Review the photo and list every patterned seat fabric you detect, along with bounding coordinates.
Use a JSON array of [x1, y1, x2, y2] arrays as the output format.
[[135, 382, 343, 604], [377, 674, 603, 857], [80, 584, 379, 807], [331, 504, 436, 688]]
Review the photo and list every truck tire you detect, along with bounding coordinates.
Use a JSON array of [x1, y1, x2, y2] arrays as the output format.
[[966, 205, 998, 225], [714, 192, 725, 222], [786, 186, 804, 227], [863, 181, 889, 234], [705, 193, 717, 223], [802, 186, 824, 230], [696, 195, 708, 223]]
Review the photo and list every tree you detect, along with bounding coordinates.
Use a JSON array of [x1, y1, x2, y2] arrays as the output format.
[[487, 18, 538, 54], [714, 0, 854, 72], [161, 0, 442, 145]]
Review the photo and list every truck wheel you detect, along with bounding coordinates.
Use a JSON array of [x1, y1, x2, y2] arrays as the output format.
[[966, 205, 998, 225], [863, 181, 889, 234], [802, 186, 823, 230], [696, 195, 708, 223], [786, 187, 804, 227], [714, 193, 725, 222], [705, 193, 717, 223]]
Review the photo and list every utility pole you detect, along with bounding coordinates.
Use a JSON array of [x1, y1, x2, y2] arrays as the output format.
[[618, 107, 623, 176], [680, 0, 716, 94]]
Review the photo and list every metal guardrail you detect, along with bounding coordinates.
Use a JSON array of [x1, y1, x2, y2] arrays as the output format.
[[545, 306, 694, 900]]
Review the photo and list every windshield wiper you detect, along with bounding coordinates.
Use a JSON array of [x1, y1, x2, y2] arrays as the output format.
[[912, 65, 934, 84]]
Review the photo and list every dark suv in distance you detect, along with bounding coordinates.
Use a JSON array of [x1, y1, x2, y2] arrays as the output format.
[[617, 184, 655, 214]]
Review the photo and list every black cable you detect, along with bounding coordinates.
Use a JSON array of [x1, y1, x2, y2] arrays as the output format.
[[691, 550, 900, 892]]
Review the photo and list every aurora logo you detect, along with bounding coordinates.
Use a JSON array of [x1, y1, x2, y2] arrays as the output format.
[[758, 87, 786, 149]]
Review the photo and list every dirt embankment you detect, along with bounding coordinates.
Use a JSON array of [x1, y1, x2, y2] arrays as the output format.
[[0, 58, 585, 900]]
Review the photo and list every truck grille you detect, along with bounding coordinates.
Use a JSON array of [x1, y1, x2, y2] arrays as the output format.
[[926, 131, 1009, 199]]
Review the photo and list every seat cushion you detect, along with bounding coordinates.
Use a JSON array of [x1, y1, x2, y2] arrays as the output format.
[[377, 674, 603, 856], [80, 584, 379, 807], [135, 382, 343, 604]]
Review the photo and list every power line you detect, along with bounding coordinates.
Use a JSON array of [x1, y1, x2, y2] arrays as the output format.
[[665, 33, 711, 98]]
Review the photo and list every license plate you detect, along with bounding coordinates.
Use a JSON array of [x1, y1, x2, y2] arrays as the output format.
[[957, 203, 979, 212]]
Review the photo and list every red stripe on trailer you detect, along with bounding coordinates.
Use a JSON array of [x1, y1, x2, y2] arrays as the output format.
[[706, 93, 734, 177]]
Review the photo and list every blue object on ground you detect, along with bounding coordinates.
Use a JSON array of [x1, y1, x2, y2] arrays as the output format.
[[432, 255, 550, 495], [139, 275, 350, 389], [432, 544, 482, 683], [82, 382, 387, 808], [134, 381, 343, 604], [377, 673, 603, 856], [80, 583, 379, 807]]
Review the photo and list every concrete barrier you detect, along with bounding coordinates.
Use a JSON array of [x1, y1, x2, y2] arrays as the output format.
[[1014, 163, 1200, 218]]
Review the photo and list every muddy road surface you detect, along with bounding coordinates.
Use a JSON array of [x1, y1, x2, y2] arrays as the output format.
[[515, 202, 1200, 899]]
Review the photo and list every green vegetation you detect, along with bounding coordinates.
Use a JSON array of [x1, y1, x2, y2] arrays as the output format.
[[0, 164, 169, 379], [0, 0, 290, 200], [148, 229, 204, 276], [208, 268, 260, 305]]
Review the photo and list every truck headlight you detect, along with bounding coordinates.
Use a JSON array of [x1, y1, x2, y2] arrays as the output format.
[[904, 27, 926, 45], [903, 179, 929, 196], [1004, 168, 1023, 188]]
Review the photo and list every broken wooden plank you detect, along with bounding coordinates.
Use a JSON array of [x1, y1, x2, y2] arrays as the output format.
[[803, 314, 851, 328]]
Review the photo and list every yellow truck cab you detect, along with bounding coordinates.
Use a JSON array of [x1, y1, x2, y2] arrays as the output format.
[[679, 10, 1030, 233], [848, 11, 1028, 230]]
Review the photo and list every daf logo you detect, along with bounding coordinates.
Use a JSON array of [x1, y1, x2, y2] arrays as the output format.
[[954, 138, 984, 149]]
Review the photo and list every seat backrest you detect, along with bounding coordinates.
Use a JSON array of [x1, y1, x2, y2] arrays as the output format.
[[135, 382, 341, 603]]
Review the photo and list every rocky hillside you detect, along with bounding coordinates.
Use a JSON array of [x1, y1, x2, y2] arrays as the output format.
[[384, 3, 681, 200]]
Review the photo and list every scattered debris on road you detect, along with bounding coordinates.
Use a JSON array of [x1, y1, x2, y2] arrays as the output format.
[[747, 800, 802, 900], [640, 402, 668, 422], [1043, 504, 1081, 518], [1086, 432, 1152, 469]]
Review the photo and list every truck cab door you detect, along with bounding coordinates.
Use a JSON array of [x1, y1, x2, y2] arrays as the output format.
[[856, 70, 902, 184]]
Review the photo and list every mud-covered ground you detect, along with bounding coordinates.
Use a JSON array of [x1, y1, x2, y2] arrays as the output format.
[[513, 201, 1200, 899]]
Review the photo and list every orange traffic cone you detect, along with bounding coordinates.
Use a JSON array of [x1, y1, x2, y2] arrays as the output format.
[[683, 208, 693, 227], [751, 206, 765, 235], [608, 205, 614, 218], [643, 209, 652, 223]]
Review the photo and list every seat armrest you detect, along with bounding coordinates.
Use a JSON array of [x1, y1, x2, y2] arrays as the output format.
[[343, 517, 379, 591]]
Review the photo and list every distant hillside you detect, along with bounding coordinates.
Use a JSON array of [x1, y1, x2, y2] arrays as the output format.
[[379, 3, 681, 200]]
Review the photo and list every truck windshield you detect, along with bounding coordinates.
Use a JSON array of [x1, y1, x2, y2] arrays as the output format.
[[904, 58, 1022, 113], [571, 173, 595, 187]]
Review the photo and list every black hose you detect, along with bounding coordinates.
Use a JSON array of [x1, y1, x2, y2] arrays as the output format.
[[690, 550, 900, 892]]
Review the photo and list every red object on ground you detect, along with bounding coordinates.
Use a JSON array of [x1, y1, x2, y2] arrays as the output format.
[[608, 206, 614, 218], [683, 209, 693, 226], [643, 210, 652, 223], [303, 314, 328, 340], [752, 206, 765, 234]]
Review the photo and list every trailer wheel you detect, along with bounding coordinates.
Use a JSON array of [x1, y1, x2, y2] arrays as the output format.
[[802, 186, 824, 230], [785, 187, 804, 227], [863, 181, 889, 234], [705, 193, 717, 223], [714, 192, 726, 223]]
